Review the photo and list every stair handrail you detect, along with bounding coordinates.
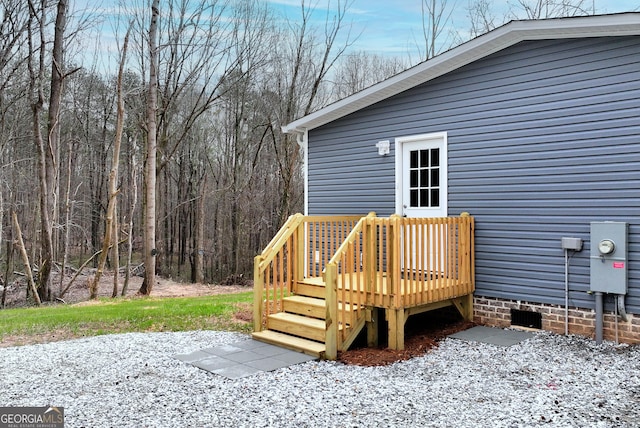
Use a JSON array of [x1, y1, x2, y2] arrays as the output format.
[[326, 217, 368, 267], [324, 212, 375, 359], [253, 213, 305, 332], [257, 213, 305, 271]]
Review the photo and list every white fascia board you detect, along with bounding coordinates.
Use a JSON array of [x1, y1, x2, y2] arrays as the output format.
[[282, 13, 640, 135]]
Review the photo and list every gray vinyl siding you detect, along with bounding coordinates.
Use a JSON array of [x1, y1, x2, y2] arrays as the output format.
[[307, 36, 640, 313]]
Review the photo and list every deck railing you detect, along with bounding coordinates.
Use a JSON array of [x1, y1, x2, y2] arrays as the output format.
[[393, 214, 475, 307], [323, 213, 475, 357]]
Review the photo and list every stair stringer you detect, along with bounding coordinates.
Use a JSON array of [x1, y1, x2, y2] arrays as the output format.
[[338, 315, 366, 352]]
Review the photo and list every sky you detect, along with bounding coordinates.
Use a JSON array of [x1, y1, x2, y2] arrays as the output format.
[[73, 0, 640, 73], [271, 0, 640, 62]]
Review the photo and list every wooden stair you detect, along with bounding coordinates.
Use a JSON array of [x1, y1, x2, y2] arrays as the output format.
[[252, 277, 359, 358]]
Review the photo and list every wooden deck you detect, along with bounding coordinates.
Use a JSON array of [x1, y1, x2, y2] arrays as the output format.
[[252, 213, 475, 360]]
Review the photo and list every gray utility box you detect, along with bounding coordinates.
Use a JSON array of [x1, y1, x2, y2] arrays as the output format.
[[590, 221, 628, 294]]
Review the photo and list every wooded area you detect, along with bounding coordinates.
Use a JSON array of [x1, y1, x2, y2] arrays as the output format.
[[0, 0, 608, 305]]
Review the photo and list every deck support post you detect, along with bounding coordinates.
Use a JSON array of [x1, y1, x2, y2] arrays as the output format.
[[463, 293, 474, 321], [387, 308, 405, 350], [253, 255, 264, 332], [366, 307, 379, 347], [324, 264, 338, 360]]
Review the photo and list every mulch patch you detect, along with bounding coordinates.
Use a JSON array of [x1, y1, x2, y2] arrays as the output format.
[[338, 306, 475, 366]]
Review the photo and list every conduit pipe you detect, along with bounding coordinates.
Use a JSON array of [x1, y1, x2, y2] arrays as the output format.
[[617, 294, 629, 322], [595, 291, 603, 345], [564, 249, 569, 336], [561, 238, 582, 336]]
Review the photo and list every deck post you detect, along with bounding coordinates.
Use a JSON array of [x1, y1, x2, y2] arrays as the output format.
[[363, 212, 377, 305], [366, 307, 379, 347], [387, 308, 405, 350], [253, 255, 264, 332], [294, 220, 305, 290], [459, 212, 472, 291], [460, 293, 474, 321], [389, 214, 401, 309], [324, 264, 338, 360]]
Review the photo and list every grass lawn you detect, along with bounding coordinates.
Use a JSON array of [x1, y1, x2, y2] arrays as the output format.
[[0, 292, 253, 346]]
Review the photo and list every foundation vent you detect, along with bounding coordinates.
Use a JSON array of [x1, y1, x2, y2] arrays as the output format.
[[510, 309, 542, 329]]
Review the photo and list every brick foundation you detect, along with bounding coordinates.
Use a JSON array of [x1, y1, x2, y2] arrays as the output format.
[[474, 295, 640, 344]]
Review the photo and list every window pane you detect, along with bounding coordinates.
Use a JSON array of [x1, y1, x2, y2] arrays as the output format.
[[420, 189, 428, 207], [420, 169, 428, 187], [420, 149, 428, 167], [431, 148, 439, 167], [410, 170, 418, 187], [410, 151, 418, 168], [410, 190, 418, 207], [431, 189, 440, 207], [431, 168, 439, 187]]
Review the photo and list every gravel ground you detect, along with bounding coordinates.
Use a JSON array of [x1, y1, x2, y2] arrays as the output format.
[[1, 330, 639, 427]]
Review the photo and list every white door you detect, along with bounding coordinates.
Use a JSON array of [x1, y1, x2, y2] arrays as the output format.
[[398, 133, 447, 218], [396, 133, 447, 275]]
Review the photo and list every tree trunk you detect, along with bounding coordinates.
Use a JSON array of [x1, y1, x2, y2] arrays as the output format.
[[111, 206, 119, 297], [122, 153, 138, 297], [13, 212, 41, 306], [193, 174, 206, 283], [139, 0, 160, 295], [2, 237, 13, 308], [90, 24, 129, 299], [28, 0, 53, 302], [60, 138, 75, 295], [47, 0, 66, 263], [0, 193, 5, 308]]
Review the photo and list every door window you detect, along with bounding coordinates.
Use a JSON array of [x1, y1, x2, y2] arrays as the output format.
[[409, 148, 440, 208]]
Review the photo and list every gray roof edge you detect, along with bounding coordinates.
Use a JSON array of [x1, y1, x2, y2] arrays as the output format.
[[282, 13, 640, 134]]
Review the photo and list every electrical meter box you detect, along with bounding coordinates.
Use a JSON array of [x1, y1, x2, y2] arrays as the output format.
[[590, 221, 628, 294]]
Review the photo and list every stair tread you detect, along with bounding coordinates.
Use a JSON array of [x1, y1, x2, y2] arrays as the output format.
[[299, 277, 325, 286], [269, 312, 325, 329], [252, 330, 325, 357], [284, 295, 325, 306], [284, 295, 361, 311]]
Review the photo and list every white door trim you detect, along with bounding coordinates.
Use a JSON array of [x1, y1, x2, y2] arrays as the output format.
[[395, 132, 448, 217]]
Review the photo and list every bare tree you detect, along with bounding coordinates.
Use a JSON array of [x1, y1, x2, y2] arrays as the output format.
[[467, 0, 499, 38], [27, 0, 55, 301], [419, 0, 458, 61], [152, 0, 238, 279], [0, 0, 30, 92], [122, 151, 138, 296], [193, 174, 206, 284], [90, 25, 131, 298], [25, 0, 76, 301], [508, 0, 594, 19], [12, 212, 40, 305], [46, 0, 66, 230], [333, 51, 408, 100], [58, 142, 79, 295], [267, 0, 356, 227], [139, 0, 159, 295]]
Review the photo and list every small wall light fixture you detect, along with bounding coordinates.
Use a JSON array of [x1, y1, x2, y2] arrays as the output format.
[[376, 140, 390, 156]]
